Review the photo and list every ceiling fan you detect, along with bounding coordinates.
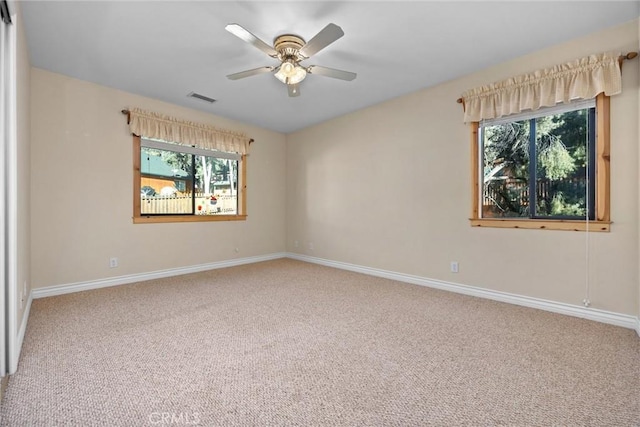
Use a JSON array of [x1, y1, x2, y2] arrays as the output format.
[[225, 23, 357, 97]]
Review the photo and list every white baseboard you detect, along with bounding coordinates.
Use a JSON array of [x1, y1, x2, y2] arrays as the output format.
[[287, 253, 639, 332], [27, 250, 639, 334], [12, 291, 33, 374], [32, 253, 287, 299]]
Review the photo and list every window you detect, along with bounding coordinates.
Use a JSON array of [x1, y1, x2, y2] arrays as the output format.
[[133, 136, 247, 223], [470, 94, 610, 231]]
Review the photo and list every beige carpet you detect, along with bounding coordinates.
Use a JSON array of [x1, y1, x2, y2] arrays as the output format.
[[1, 258, 638, 426]]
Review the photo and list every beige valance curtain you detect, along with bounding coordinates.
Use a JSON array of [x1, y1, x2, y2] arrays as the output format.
[[128, 108, 251, 154], [460, 51, 622, 123]]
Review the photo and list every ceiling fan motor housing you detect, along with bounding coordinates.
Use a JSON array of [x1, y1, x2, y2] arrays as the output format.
[[274, 34, 306, 62]]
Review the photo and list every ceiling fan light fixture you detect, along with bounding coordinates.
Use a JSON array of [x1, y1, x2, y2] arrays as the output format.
[[274, 60, 307, 85]]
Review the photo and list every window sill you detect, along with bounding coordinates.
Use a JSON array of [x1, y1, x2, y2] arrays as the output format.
[[470, 218, 610, 232], [134, 215, 247, 224]]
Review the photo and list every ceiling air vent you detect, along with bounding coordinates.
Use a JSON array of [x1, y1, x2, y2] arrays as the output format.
[[187, 92, 216, 103]]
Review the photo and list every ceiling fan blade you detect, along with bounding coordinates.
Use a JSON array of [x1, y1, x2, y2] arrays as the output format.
[[226, 66, 275, 80], [288, 84, 301, 97], [225, 24, 278, 57], [307, 65, 356, 81], [299, 23, 344, 58]]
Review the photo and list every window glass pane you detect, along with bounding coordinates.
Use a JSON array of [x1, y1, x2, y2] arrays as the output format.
[[140, 147, 193, 214], [534, 109, 590, 218], [482, 120, 531, 218], [194, 155, 238, 215]]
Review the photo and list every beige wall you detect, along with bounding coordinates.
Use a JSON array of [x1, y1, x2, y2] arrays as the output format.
[[16, 2, 31, 334], [30, 69, 287, 289], [286, 20, 640, 315]]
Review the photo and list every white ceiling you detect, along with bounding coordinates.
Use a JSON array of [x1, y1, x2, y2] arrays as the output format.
[[20, 1, 640, 133]]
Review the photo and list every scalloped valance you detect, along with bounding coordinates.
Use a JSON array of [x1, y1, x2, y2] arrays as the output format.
[[128, 108, 250, 154], [460, 51, 622, 123]]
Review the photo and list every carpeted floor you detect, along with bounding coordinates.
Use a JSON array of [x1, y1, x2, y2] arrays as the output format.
[[1, 258, 639, 426]]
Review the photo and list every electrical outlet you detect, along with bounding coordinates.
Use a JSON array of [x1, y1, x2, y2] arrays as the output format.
[[450, 261, 459, 273], [109, 257, 118, 268], [308, 242, 314, 251], [294, 240, 299, 248]]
